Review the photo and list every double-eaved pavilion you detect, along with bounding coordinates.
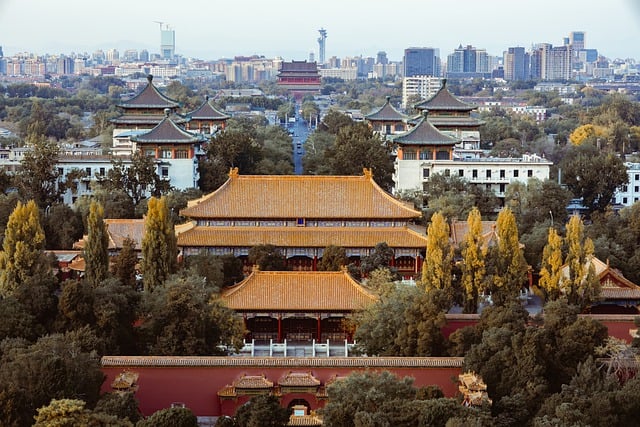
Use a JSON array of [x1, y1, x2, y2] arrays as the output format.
[[178, 168, 428, 278], [365, 96, 408, 137], [221, 269, 377, 342]]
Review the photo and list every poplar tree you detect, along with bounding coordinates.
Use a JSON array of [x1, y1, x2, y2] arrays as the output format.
[[84, 200, 109, 287], [0, 200, 47, 297], [421, 211, 454, 293], [487, 207, 528, 306], [460, 207, 486, 313], [538, 227, 563, 301], [562, 214, 600, 309], [141, 196, 177, 291]]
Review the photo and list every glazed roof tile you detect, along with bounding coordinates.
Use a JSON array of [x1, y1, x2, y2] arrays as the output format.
[[221, 270, 377, 311], [414, 79, 477, 112], [365, 97, 408, 121], [102, 356, 465, 368], [189, 97, 230, 120], [131, 116, 207, 144], [117, 75, 180, 109], [234, 374, 274, 389], [407, 115, 484, 127], [391, 113, 459, 146], [74, 219, 145, 251], [110, 113, 187, 126], [180, 170, 421, 219], [177, 226, 428, 249], [278, 372, 321, 387]]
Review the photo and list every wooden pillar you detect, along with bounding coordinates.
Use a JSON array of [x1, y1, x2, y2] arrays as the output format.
[[313, 255, 318, 271], [317, 315, 322, 341], [277, 314, 282, 343], [415, 255, 423, 273]]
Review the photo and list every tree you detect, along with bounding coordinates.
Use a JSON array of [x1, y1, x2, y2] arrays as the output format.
[[94, 392, 141, 424], [141, 196, 177, 291], [137, 407, 198, 427], [99, 151, 171, 207], [14, 137, 64, 209], [486, 207, 528, 306], [460, 207, 486, 313], [560, 143, 628, 214], [562, 214, 600, 310], [33, 398, 132, 427], [92, 278, 140, 355], [318, 110, 354, 135], [0, 200, 48, 297], [318, 245, 347, 271], [247, 244, 286, 271], [111, 237, 138, 289], [538, 227, 563, 301], [234, 394, 291, 427], [421, 211, 454, 293], [84, 200, 110, 287], [42, 203, 84, 250], [56, 279, 96, 332], [321, 371, 417, 427]]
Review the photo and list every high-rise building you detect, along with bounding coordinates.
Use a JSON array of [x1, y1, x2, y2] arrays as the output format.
[[569, 31, 585, 51], [317, 28, 327, 65], [0, 46, 4, 57], [446, 45, 491, 78], [376, 51, 388, 65], [160, 24, 175, 60], [504, 47, 528, 81], [540, 44, 572, 81], [403, 47, 440, 77], [402, 75, 442, 108], [106, 48, 119, 63]]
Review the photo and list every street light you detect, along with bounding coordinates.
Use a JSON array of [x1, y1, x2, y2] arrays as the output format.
[[549, 210, 553, 226]]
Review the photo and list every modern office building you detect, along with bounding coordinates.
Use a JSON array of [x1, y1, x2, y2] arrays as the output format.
[[504, 47, 528, 81], [446, 45, 490, 78], [403, 47, 441, 77], [160, 24, 175, 60]]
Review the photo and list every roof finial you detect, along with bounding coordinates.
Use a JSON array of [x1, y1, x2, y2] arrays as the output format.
[[363, 168, 373, 179], [164, 108, 170, 117], [385, 95, 391, 103], [441, 78, 447, 87], [229, 167, 239, 178], [205, 95, 209, 102], [147, 74, 153, 83]]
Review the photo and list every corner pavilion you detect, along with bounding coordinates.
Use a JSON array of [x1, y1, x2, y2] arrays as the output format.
[[178, 169, 428, 278]]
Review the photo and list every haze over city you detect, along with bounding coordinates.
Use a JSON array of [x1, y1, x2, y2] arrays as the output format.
[[1, 0, 639, 61]]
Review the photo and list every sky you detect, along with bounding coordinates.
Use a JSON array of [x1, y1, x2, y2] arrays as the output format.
[[1, 0, 639, 62]]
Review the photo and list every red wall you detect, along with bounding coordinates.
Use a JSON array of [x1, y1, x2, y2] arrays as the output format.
[[101, 364, 462, 417]]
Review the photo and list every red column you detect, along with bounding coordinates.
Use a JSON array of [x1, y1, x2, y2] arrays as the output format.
[[317, 315, 322, 341], [277, 314, 282, 342], [313, 256, 318, 271]]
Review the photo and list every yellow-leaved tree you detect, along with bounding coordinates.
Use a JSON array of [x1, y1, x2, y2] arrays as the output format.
[[562, 214, 600, 310], [421, 211, 454, 294], [460, 207, 486, 313], [538, 227, 564, 300]]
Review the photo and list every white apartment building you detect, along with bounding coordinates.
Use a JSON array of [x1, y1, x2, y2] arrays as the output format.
[[402, 76, 442, 108], [615, 163, 640, 207], [394, 154, 553, 200], [318, 68, 358, 81]]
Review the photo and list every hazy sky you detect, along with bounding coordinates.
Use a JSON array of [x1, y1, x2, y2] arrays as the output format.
[[1, 0, 639, 61]]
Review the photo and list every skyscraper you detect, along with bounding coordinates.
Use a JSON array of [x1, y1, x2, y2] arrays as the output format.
[[317, 28, 327, 65], [504, 47, 528, 81], [569, 31, 585, 51], [160, 24, 175, 60], [403, 47, 440, 77]]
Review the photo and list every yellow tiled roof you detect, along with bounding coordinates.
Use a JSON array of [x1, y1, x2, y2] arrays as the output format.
[[74, 219, 146, 251], [181, 170, 421, 220], [234, 374, 274, 389], [278, 372, 321, 387], [221, 270, 377, 311], [177, 226, 428, 249]]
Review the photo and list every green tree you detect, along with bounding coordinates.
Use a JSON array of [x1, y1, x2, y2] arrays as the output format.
[[99, 151, 171, 207], [234, 394, 291, 427], [84, 200, 110, 287], [56, 279, 96, 332], [136, 407, 198, 427], [141, 196, 177, 291], [111, 237, 139, 289], [247, 244, 286, 271], [421, 211, 453, 293], [317, 110, 354, 134], [318, 245, 348, 271], [538, 227, 563, 301], [562, 214, 600, 310], [33, 398, 132, 427], [560, 143, 628, 214], [42, 203, 84, 250], [486, 207, 528, 306], [94, 392, 141, 424], [93, 278, 140, 355], [0, 200, 47, 297], [460, 207, 486, 313], [14, 137, 64, 209]]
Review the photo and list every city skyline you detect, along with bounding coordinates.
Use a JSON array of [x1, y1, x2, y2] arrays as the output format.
[[1, 0, 639, 62]]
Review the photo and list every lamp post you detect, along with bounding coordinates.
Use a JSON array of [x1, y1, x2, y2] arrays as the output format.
[[549, 210, 553, 226]]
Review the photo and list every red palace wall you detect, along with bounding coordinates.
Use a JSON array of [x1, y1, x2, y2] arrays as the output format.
[[101, 357, 463, 418]]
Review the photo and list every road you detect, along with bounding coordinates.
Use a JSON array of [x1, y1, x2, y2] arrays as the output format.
[[289, 103, 312, 175]]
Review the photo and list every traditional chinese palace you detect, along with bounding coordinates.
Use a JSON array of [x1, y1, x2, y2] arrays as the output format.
[[177, 168, 428, 278], [221, 269, 377, 342], [276, 60, 321, 99]]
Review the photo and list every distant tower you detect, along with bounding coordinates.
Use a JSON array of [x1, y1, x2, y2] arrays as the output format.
[[317, 28, 327, 64], [155, 21, 175, 60]]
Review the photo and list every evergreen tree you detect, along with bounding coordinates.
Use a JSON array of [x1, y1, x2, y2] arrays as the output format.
[[0, 200, 47, 297], [14, 136, 64, 209], [538, 227, 563, 300], [460, 207, 486, 313], [562, 214, 601, 309], [421, 211, 454, 293], [84, 200, 109, 287], [487, 207, 528, 306], [111, 237, 138, 289], [141, 197, 177, 291], [318, 245, 348, 271]]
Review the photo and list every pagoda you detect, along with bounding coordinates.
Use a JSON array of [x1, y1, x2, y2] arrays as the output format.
[[276, 60, 321, 99], [365, 96, 408, 137], [185, 95, 230, 136]]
